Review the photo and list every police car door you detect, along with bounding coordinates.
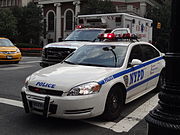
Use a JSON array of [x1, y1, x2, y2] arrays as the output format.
[[141, 44, 162, 90], [126, 44, 149, 100]]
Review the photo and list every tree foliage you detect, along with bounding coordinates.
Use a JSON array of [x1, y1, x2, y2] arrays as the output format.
[[80, 0, 116, 15], [22, 2, 43, 45], [145, 1, 171, 52], [0, 8, 17, 41], [11, 2, 43, 45]]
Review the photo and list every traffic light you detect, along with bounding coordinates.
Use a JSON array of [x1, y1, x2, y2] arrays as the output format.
[[157, 22, 161, 29]]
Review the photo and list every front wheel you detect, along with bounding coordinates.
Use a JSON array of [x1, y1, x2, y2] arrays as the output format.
[[13, 61, 19, 64], [102, 87, 124, 121]]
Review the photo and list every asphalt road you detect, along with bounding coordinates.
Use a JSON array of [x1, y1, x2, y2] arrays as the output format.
[[0, 57, 158, 135]]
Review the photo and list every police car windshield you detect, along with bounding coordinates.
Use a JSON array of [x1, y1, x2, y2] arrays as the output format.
[[64, 45, 127, 67], [65, 29, 105, 41], [0, 39, 14, 47]]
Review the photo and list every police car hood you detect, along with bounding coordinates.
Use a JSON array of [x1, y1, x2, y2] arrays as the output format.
[[29, 63, 118, 92], [44, 41, 91, 49]]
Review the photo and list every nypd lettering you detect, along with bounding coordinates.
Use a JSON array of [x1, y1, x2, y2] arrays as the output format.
[[103, 76, 114, 83], [129, 69, 144, 85], [36, 82, 56, 88]]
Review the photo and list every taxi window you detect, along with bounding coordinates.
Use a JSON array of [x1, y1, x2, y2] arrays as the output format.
[[0, 39, 14, 47], [64, 45, 128, 67]]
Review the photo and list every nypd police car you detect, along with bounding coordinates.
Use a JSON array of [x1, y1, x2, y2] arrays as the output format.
[[21, 33, 165, 120]]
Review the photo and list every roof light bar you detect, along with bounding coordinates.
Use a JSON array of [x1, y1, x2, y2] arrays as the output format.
[[98, 33, 139, 41]]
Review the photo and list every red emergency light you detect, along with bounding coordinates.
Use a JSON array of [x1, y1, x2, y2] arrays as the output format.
[[98, 33, 138, 41], [104, 33, 116, 39], [76, 25, 83, 29]]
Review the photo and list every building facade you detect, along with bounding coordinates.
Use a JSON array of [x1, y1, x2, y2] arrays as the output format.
[[0, 0, 34, 7], [38, 0, 162, 45]]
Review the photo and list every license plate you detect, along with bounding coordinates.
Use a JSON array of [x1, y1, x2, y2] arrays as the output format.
[[6, 55, 13, 59], [31, 101, 44, 110]]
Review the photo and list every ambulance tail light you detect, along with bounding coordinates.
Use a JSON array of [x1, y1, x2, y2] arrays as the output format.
[[76, 25, 83, 29]]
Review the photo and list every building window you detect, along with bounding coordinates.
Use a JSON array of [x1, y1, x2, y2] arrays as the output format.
[[65, 10, 73, 31], [48, 11, 55, 31]]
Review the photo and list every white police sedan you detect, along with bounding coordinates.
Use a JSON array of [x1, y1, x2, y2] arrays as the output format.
[[21, 35, 165, 120]]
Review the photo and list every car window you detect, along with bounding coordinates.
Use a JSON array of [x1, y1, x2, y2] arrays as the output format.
[[65, 29, 105, 41], [113, 30, 128, 35], [129, 45, 143, 63], [0, 39, 14, 47], [141, 44, 160, 61], [64, 45, 128, 67]]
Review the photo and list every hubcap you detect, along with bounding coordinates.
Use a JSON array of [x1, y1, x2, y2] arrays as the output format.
[[111, 95, 118, 112]]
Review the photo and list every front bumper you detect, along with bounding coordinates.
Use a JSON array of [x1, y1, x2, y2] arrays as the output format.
[[0, 53, 21, 62], [21, 87, 105, 119]]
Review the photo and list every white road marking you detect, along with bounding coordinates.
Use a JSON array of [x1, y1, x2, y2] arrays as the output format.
[[0, 98, 23, 108], [0, 65, 33, 70], [84, 94, 158, 133], [20, 61, 40, 64], [0, 94, 158, 133]]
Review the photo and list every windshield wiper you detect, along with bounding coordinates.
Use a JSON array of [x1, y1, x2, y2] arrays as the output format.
[[77, 63, 110, 67], [65, 39, 93, 42], [63, 61, 76, 65]]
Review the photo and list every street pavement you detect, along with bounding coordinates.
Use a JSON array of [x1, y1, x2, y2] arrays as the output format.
[[0, 57, 159, 135]]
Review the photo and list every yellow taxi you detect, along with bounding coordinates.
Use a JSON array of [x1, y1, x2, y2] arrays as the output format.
[[0, 37, 22, 63]]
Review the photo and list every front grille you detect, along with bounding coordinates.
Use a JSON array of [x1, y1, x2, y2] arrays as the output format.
[[0, 58, 18, 60], [1, 51, 16, 54], [28, 86, 63, 96], [45, 47, 76, 62]]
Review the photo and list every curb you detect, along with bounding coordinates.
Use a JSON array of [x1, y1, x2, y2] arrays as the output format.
[[21, 52, 41, 57]]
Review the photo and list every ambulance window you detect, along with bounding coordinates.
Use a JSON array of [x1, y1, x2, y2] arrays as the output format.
[[79, 19, 84, 24], [129, 45, 143, 63], [115, 17, 121, 22], [141, 45, 160, 61]]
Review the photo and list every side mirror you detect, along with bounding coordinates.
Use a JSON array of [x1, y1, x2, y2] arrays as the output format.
[[130, 59, 142, 66]]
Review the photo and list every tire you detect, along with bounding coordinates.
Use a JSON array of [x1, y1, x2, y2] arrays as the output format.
[[102, 86, 124, 121], [13, 61, 19, 64], [155, 69, 165, 92]]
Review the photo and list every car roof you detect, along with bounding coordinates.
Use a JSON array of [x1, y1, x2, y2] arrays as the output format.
[[83, 41, 132, 46], [0, 37, 7, 39], [83, 41, 154, 47], [75, 28, 107, 31]]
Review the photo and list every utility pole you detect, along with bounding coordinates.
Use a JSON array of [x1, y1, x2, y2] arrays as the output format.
[[145, 0, 180, 134]]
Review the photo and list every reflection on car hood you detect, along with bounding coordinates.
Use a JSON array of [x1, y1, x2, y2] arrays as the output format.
[[44, 41, 92, 49], [0, 47, 17, 51], [28, 63, 117, 92]]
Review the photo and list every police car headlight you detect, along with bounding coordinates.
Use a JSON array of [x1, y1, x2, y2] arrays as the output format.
[[67, 82, 101, 96], [24, 76, 31, 88]]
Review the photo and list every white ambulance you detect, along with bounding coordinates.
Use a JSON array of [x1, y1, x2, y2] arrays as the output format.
[[77, 13, 153, 42]]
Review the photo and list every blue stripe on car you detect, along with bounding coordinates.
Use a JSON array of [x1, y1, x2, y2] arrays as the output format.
[[126, 73, 160, 91], [98, 56, 163, 88]]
